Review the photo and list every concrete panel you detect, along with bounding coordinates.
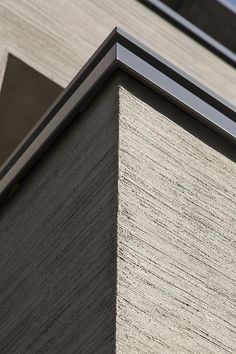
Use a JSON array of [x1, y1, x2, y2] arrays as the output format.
[[0, 76, 119, 353], [117, 74, 236, 353]]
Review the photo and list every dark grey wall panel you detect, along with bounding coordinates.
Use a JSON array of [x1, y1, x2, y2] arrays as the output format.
[[0, 77, 119, 353]]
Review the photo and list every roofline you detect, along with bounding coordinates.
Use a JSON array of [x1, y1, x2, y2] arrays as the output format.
[[138, 0, 236, 67], [217, 0, 236, 15], [0, 27, 235, 202]]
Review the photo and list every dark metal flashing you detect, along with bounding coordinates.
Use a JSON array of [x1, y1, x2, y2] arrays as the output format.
[[0, 27, 235, 202], [138, 0, 236, 67]]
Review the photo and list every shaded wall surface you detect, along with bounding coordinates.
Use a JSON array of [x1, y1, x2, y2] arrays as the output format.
[[0, 77, 119, 354], [0, 54, 62, 166]]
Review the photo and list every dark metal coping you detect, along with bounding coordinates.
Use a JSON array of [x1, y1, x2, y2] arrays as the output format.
[[0, 27, 235, 202], [138, 0, 236, 67]]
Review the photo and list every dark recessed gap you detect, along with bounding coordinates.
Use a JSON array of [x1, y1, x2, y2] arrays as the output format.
[[0, 54, 62, 167]]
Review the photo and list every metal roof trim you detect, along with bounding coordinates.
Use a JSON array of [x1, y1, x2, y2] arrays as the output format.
[[0, 27, 235, 202], [139, 0, 236, 67]]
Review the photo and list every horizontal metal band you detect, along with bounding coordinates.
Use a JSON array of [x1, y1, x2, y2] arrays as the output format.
[[139, 0, 236, 67], [0, 28, 235, 202]]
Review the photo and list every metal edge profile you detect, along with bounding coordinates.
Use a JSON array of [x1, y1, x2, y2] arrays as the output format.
[[0, 27, 235, 202], [217, 0, 236, 14], [138, 0, 236, 67]]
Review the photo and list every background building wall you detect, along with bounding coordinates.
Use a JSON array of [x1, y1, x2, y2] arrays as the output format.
[[0, 0, 235, 104]]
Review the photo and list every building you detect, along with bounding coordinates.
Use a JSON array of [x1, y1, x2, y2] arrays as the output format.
[[0, 1, 235, 353]]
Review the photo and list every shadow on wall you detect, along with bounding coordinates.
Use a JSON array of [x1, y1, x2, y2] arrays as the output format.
[[0, 54, 62, 167]]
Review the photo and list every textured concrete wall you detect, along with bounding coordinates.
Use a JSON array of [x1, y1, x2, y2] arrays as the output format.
[[0, 77, 119, 353], [117, 74, 236, 353], [0, 0, 235, 104], [0, 72, 235, 353]]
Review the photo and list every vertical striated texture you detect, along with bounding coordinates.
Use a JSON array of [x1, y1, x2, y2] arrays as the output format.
[[117, 74, 236, 353], [0, 77, 119, 353]]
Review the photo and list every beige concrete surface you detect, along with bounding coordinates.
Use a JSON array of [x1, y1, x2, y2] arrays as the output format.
[[117, 74, 236, 353], [0, 0, 235, 104]]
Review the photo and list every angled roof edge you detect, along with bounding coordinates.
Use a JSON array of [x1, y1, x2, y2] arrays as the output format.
[[138, 0, 236, 67], [0, 27, 235, 202]]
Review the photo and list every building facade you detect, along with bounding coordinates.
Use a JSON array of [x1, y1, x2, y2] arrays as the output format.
[[0, 1, 235, 353]]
